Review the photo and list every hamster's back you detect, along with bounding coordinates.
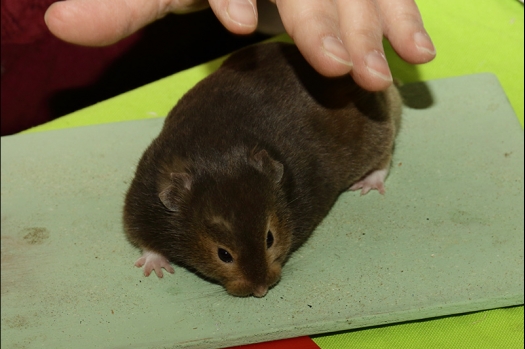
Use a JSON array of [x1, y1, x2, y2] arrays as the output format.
[[153, 42, 401, 246]]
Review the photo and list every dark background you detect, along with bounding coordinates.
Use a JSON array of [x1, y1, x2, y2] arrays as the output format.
[[1, 8, 270, 136], [48, 11, 271, 118]]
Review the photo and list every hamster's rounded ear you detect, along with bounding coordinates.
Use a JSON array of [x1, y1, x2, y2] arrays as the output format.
[[158, 172, 192, 211], [250, 149, 284, 184]]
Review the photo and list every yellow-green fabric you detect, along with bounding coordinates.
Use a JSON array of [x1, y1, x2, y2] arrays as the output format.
[[313, 307, 524, 349], [20, 0, 524, 348], [386, 0, 524, 127]]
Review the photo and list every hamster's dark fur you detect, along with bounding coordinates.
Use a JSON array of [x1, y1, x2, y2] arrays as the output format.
[[123, 42, 402, 297]]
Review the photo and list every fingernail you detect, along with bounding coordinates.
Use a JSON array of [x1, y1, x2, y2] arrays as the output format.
[[365, 51, 392, 82], [414, 31, 436, 56], [322, 36, 353, 67], [227, 0, 257, 28]]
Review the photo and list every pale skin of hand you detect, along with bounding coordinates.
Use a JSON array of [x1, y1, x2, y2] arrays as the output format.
[[44, 0, 436, 91]]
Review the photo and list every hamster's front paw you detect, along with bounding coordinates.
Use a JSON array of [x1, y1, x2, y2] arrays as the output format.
[[134, 250, 175, 278], [350, 169, 388, 195]]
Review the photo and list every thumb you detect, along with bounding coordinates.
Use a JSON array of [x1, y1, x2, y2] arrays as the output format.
[[45, 0, 208, 46]]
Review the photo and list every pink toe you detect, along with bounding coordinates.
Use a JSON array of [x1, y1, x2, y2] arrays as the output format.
[[154, 268, 164, 278], [134, 257, 145, 268], [350, 183, 361, 191]]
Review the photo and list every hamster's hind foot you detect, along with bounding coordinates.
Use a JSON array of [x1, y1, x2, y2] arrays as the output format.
[[349, 168, 388, 195], [134, 250, 175, 278]]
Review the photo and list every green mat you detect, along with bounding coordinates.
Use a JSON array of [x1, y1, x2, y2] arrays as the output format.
[[1, 74, 522, 348]]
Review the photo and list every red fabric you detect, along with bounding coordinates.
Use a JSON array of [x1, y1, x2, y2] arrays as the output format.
[[227, 336, 320, 349], [1, 0, 54, 44], [1, 0, 141, 136]]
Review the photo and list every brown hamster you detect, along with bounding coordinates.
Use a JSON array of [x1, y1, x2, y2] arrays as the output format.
[[123, 42, 402, 298]]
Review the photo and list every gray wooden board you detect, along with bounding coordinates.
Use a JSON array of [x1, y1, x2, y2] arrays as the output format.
[[1, 73, 523, 349]]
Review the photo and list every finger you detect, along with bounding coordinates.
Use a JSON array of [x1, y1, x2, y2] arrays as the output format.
[[44, 0, 207, 46], [336, 0, 393, 91], [378, 0, 436, 64], [208, 0, 258, 35], [275, 0, 353, 77]]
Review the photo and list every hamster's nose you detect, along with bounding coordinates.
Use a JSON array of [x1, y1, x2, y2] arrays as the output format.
[[252, 286, 268, 298]]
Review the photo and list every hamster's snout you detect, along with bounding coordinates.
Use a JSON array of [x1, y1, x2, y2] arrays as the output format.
[[225, 283, 269, 298], [224, 280, 274, 298], [223, 261, 282, 298], [253, 285, 268, 298]]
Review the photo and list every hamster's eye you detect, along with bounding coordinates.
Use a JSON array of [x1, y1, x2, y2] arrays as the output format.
[[266, 231, 274, 249], [218, 248, 233, 263]]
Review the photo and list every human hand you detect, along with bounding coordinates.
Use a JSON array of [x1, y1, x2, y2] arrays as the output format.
[[45, 0, 436, 91]]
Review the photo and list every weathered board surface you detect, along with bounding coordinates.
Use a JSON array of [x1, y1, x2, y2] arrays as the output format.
[[1, 74, 523, 349]]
